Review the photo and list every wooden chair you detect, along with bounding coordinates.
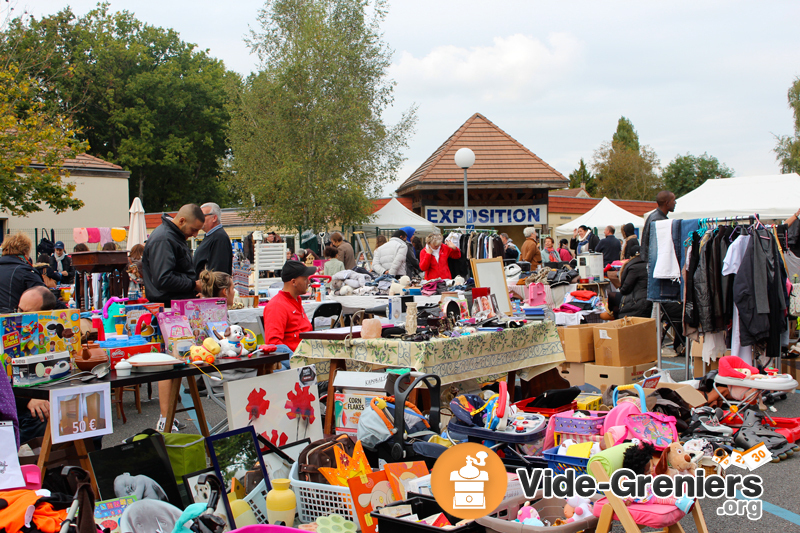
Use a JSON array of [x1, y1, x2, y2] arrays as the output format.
[[588, 444, 709, 533], [112, 385, 142, 424]]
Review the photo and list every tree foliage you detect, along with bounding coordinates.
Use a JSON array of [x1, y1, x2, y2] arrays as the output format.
[[612, 116, 639, 152], [0, 62, 88, 216], [775, 76, 800, 174], [226, 0, 417, 233], [592, 117, 661, 201], [568, 158, 597, 195], [0, 4, 233, 212], [662, 152, 734, 198]]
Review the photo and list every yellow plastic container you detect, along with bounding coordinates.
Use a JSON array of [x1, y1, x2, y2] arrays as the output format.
[[575, 393, 601, 411]]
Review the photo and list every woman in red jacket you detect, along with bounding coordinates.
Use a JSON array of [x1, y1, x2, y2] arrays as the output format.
[[419, 233, 461, 280]]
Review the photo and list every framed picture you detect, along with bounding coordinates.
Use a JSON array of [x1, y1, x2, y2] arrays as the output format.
[[224, 365, 323, 446], [89, 436, 182, 507], [49, 382, 113, 444], [182, 467, 233, 529], [258, 437, 310, 482], [207, 426, 273, 528], [471, 257, 513, 314]]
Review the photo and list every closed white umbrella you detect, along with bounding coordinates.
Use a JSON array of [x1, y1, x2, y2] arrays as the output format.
[[127, 197, 147, 250]]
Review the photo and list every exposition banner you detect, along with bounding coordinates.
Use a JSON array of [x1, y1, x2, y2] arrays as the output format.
[[425, 205, 547, 226]]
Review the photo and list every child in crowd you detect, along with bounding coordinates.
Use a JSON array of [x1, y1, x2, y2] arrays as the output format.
[[323, 245, 344, 277]]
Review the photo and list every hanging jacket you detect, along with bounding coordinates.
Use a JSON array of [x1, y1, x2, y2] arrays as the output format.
[[617, 255, 652, 318], [692, 232, 714, 332], [683, 232, 701, 329], [420, 244, 461, 280]]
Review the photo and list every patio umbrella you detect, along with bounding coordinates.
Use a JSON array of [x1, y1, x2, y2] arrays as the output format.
[[127, 197, 147, 250]]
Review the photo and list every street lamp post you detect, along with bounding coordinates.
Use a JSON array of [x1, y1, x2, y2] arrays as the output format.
[[454, 148, 475, 229]]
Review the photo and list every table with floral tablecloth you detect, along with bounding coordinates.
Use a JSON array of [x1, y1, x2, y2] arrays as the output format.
[[292, 320, 566, 432]]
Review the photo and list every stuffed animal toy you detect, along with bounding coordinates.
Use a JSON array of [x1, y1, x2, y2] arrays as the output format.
[[515, 501, 544, 526], [654, 441, 697, 477], [621, 441, 696, 513], [339, 285, 354, 296], [188, 337, 221, 365], [213, 325, 250, 358], [564, 495, 593, 523]]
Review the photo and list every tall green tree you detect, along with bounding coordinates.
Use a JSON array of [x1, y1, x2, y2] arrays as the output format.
[[568, 158, 596, 195], [593, 117, 661, 200], [226, 0, 417, 233], [662, 153, 734, 197], [1, 4, 233, 211], [775, 76, 800, 174]]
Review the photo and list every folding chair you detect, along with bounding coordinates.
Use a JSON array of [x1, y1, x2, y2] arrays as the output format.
[[311, 302, 343, 330], [588, 444, 709, 533]]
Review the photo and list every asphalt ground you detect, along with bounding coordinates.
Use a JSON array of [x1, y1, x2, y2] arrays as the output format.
[[107, 357, 800, 533]]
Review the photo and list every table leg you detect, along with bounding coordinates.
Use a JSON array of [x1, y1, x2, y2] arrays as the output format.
[[164, 377, 182, 434], [37, 422, 52, 473], [257, 363, 275, 376], [186, 377, 211, 438], [507, 370, 517, 402], [74, 438, 99, 498], [324, 359, 346, 435]]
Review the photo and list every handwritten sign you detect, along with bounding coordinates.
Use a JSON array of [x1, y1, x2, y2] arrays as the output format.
[[49, 382, 113, 444]]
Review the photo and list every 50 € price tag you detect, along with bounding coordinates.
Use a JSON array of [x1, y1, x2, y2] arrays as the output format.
[[742, 443, 772, 471], [728, 449, 748, 469]]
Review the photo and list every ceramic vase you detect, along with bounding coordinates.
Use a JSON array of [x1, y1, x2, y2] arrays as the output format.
[[405, 303, 418, 335], [266, 478, 296, 526]]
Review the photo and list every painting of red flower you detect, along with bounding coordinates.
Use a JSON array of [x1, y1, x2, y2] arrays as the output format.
[[285, 382, 316, 439], [261, 430, 289, 448], [246, 388, 270, 423]]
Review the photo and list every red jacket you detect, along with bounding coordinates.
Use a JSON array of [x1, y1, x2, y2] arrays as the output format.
[[419, 244, 461, 280], [262, 291, 312, 352]]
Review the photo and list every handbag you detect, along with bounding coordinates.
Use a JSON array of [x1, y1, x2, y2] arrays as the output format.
[[617, 412, 679, 451], [297, 434, 355, 483], [527, 282, 547, 306], [129, 428, 206, 485]]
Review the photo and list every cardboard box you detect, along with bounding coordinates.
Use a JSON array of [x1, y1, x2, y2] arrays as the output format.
[[558, 324, 596, 363], [558, 362, 586, 387], [1, 310, 81, 371], [692, 357, 720, 379], [593, 317, 657, 367], [606, 271, 621, 289], [585, 362, 654, 389], [11, 351, 71, 386], [333, 392, 377, 435], [640, 382, 707, 408]]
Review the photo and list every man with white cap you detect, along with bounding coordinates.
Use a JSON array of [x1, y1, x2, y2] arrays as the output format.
[[49, 241, 73, 283]]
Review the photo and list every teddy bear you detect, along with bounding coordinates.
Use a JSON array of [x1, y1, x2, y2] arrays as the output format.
[[564, 495, 593, 523]]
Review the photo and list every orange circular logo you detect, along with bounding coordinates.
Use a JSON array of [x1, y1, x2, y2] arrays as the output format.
[[430, 443, 508, 520]]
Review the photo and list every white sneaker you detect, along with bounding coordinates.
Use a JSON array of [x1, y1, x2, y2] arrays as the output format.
[[155, 416, 183, 432]]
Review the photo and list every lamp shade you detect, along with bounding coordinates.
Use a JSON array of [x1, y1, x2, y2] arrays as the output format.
[[454, 147, 475, 169]]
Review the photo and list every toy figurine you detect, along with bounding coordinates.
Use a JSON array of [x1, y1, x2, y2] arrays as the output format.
[[189, 338, 221, 365], [564, 495, 593, 523], [515, 501, 544, 526], [213, 325, 250, 358], [241, 329, 258, 352]]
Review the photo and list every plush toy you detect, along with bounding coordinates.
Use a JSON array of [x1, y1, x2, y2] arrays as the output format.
[[621, 441, 696, 513], [564, 495, 593, 523], [654, 441, 697, 477], [213, 325, 250, 358], [339, 285, 354, 296], [515, 501, 544, 526], [189, 337, 221, 365]]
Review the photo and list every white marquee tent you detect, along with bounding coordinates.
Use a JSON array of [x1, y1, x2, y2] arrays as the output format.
[[359, 198, 438, 235], [669, 173, 800, 221], [555, 197, 645, 236]]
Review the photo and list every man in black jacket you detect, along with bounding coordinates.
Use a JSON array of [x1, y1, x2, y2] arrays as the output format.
[[49, 241, 74, 283], [0, 233, 45, 313], [193, 202, 232, 275], [595, 226, 622, 266], [141, 204, 205, 306]]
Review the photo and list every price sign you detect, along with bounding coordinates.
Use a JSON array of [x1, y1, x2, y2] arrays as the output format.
[[49, 382, 113, 444], [712, 450, 731, 469], [728, 449, 748, 470], [742, 443, 772, 471]]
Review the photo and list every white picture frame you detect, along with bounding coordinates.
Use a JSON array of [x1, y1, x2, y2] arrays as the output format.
[[49, 382, 113, 444], [471, 257, 513, 315]]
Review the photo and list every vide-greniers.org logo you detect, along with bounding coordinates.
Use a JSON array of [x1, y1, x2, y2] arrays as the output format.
[[516, 468, 765, 520]]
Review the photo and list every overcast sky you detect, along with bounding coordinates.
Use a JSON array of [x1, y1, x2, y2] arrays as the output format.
[[25, 1, 800, 197]]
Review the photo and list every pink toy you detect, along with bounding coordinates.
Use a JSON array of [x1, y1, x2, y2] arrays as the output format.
[[564, 495, 593, 523], [515, 501, 544, 526]]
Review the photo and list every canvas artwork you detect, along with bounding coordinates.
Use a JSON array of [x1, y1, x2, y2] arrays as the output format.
[[183, 468, 232, 530], [384, 461, 430, 501], [172, 298, 228, 343], [347, 471, 397, 533], [224, 365, 323, 446]]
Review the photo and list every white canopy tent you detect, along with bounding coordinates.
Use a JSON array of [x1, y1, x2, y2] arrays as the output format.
[[359, 198, 438, 235], [555, 197, 645, 236], [669, 173, 800, 221]]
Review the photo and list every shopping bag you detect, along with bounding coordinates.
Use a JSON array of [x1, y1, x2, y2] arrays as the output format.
[[642, 367, 676, 384], [130, 428, 206, 485], [0, 423, 24, 490], [527, 282, 547, 306]]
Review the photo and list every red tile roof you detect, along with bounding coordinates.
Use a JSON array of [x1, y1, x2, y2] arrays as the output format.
[[396, 113, 568, 194], [61, 153, 125, 171], [371, 197, 413, 211], [549, 187, 590, 198], [549, 195, 656, 217]]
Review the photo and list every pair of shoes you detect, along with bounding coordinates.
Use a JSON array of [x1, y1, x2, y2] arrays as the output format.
[[156, 417, 186, 432]]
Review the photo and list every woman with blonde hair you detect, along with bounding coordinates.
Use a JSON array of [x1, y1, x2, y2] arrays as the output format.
[[0, 233, 45, 313], [419, 233, 461, 280], [198, 269, 236, 307]]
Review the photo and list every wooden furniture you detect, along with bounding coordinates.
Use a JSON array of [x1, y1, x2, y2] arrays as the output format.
[[15, 351, 290, 498], [71, 251, 130, 311], [111, 385, 141, 423]]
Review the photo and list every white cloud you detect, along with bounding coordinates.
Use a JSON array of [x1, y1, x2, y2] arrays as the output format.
[[390, 33, 583, 102]]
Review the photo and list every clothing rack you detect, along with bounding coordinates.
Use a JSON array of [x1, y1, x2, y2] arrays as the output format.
[[452, 227, 497, 234]]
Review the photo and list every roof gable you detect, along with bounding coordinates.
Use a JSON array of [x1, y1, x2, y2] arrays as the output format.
[[396, 113, 568, 194]]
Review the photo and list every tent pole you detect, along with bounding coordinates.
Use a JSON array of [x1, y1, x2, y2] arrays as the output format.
[[655, 302, 662, 370]]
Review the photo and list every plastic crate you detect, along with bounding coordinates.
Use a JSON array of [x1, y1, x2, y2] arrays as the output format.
[[552, 412, 605, 435], [514, 398, 577, 417], [244, 479, 269, 524], [478, 494, 598, 533], [370, 495, 482, 533], [542, 447, 590, 475], [289, 462, 359, 529], [575, 393, 601, 411]]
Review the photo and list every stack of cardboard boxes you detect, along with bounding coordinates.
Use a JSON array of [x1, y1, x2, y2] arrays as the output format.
[[558, 317, 658, 389]]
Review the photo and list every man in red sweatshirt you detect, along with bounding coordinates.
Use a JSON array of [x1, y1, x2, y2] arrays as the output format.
[[263, 261, 315, 352]]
